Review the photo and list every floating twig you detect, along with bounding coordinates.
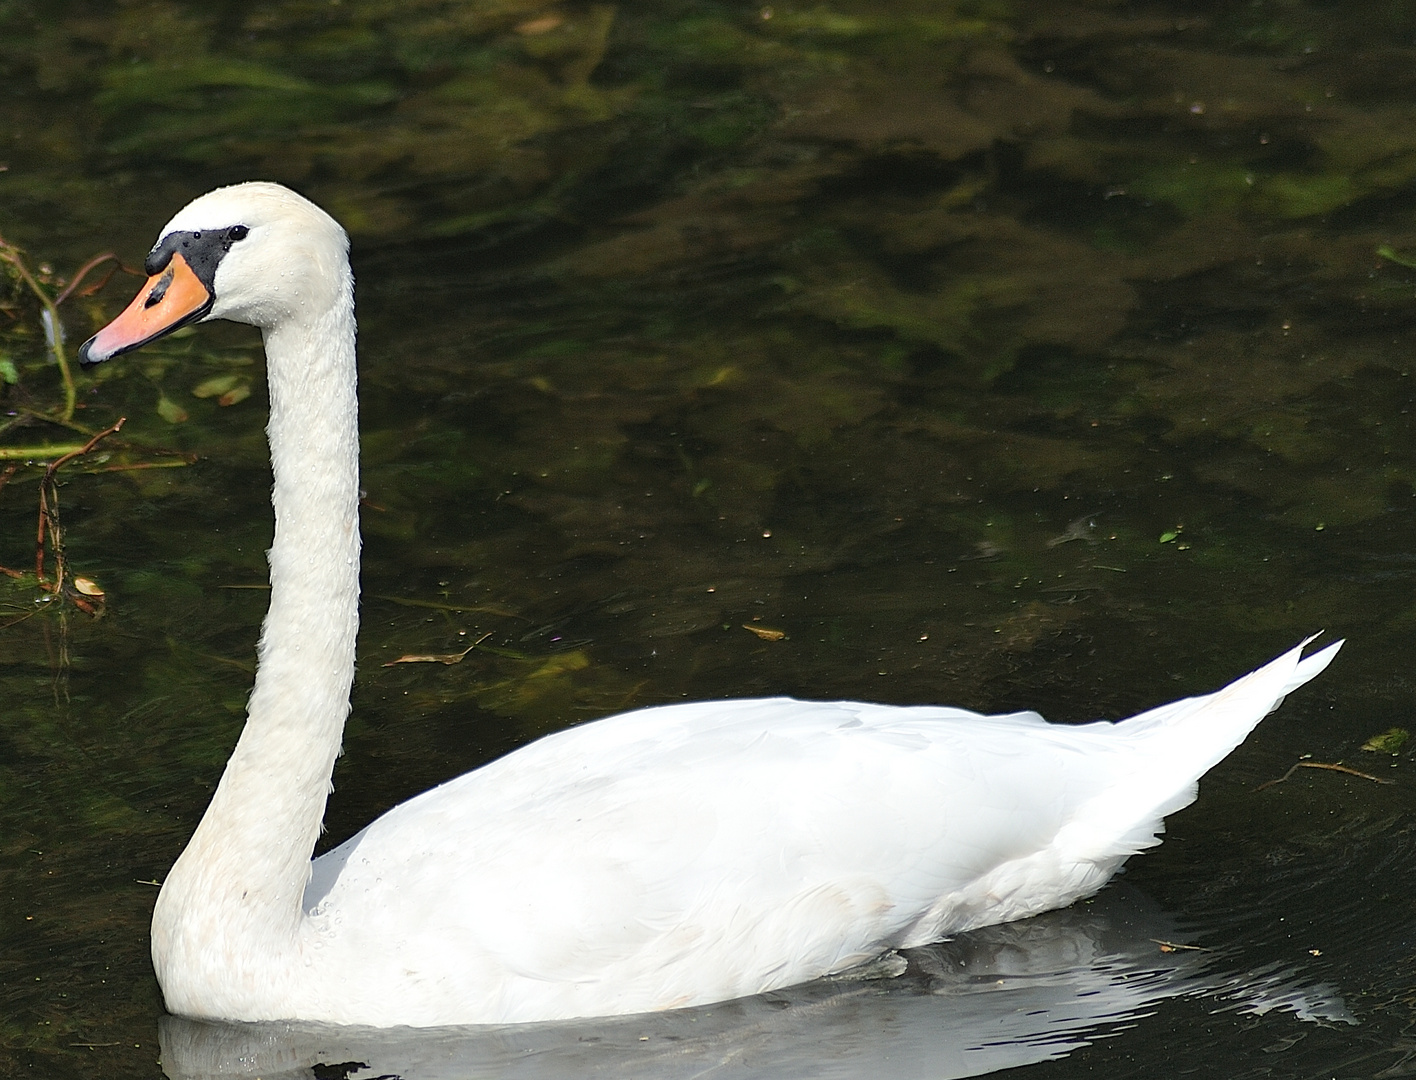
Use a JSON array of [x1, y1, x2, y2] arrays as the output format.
[[1257, 760, 1395, 791], [1151, 938, 1211, 953]]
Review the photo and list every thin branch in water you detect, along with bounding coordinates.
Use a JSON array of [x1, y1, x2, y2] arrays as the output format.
[[1256, 759, 1395, 791], [0, 607, 41, 630], [13, 405, 108, 437], [52, 251, 135, 306], [35, 417, 125, 597], [84, 456, 196, 474], [42, 416, 128, 484]]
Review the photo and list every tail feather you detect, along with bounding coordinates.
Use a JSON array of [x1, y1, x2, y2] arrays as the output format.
[[1058, 637, 1342, 862], [1281, 635, 1342, 696]]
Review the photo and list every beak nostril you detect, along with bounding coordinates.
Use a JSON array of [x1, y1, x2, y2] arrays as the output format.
[[144, 267, 175, 309]]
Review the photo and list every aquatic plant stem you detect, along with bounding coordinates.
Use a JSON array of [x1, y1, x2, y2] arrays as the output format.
[[0, 244, 76, 421], [0, 444, 91, 461], [0, 241, 119, 425]]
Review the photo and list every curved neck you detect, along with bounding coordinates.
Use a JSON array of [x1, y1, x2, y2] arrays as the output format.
[[154, 269, 359, 980]]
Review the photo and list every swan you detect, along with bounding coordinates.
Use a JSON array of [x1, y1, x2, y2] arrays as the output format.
[[78, 181, 1342, 1028]]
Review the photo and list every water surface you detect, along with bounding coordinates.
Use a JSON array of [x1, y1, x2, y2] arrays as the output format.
[[3, 1, 1416, 1076]]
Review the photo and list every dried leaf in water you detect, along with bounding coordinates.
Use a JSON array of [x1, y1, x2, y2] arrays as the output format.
[[383, 646, 477, 667], [218, 384, 252, 406], [72, 577, 104, 597], [382, 633, 490, 667], [1361, 727, 1410, 754], [743, 624, 786, 641]]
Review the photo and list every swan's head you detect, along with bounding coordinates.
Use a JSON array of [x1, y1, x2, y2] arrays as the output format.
[[78, 182, 349, 366]]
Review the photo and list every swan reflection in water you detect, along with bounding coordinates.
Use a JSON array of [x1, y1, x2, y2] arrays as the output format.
[[158, 885, 1350, 1080]]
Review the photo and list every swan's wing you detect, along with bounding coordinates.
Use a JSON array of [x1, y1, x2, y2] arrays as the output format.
[[302, 640, 1338, 1023], [305, 698, 1128, 1022]]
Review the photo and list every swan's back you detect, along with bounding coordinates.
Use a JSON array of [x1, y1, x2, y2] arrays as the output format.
[[299, 639, 1338, 1025]]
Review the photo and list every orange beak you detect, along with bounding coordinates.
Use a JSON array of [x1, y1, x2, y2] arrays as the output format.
[[78, 252, 213, 366]]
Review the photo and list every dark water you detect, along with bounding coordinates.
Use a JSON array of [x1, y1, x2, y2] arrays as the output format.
[[4, 1, 1416, 1076]]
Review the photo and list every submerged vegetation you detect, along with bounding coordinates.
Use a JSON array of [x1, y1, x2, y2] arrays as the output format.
[[7, 0, 1416, 542], [5, 0, 1416, 1076], [0, 232, 199, 611]]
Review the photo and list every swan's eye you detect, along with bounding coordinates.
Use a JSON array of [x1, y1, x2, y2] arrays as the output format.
[[228, 225, 249, 243]]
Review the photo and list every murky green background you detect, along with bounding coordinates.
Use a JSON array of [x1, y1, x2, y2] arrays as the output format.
[[4, 0, 1416, 1076]]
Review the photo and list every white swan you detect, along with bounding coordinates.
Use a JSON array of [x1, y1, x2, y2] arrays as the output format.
[[78, 182, 1341, 1028]]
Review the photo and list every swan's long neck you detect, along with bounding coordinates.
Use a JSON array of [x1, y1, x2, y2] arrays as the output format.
[[152, 264, 359, 1009]]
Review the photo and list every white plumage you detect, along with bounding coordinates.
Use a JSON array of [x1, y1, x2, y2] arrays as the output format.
[[79, 182, 1340, 1028]]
